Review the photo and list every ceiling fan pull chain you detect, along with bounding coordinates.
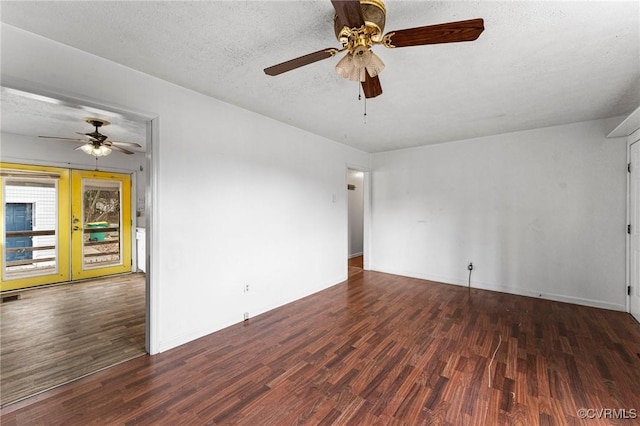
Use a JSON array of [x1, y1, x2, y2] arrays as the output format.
[[357, 83, 366, 124], [364, 96, 367, 124]]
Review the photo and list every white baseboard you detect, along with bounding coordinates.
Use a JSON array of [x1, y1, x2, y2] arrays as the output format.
[[348, 252, 363, 259], [156, 274, 348, 353], [158, 317, 238, 353], [370, 267, 626, 312]]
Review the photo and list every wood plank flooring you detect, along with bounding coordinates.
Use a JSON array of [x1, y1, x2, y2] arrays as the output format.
[[348, 255, 364, 278], [0, 274, 146, 407], [2, 271, 640, 425]]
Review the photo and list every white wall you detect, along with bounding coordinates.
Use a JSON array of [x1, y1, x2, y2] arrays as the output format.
[[1, 24, 370, 352], [347, 169, 364, 257], [371, 118, 628, 311]]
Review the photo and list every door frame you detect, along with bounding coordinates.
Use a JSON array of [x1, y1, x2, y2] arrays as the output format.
[[628, 132, 640, 321], [1, 79, 157, 354], [1, 165, 134, 286], [346, 164, 372, 271], [71, 169, 133, 281]]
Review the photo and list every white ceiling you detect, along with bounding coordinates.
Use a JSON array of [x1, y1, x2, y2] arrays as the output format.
[[1, 1, 639, 153], [1, 88, 147, 151]]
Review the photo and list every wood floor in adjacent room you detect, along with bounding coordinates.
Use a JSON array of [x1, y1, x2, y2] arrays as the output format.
[[348, 255, 363, 278], [2, 270, 640, 425], [0, 273, 146, 407]]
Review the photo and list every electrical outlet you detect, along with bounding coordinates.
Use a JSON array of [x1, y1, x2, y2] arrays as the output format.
[[243, 312, 249, 321], [468, 262, 473, 271], [244, 284, 249, 293]]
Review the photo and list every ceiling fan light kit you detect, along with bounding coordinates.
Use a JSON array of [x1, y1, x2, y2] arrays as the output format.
[[79, 143, 112, 157], [335, 46, 385, 82], [264, 0, 484, 98]]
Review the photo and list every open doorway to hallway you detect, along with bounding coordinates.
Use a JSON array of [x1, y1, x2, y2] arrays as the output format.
[[348, 169, 364, 278]]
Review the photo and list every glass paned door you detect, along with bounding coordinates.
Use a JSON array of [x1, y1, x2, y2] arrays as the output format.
[[1, 164, 70, 291], [71, 170, 131, 280], [2, 165, 133, 290]]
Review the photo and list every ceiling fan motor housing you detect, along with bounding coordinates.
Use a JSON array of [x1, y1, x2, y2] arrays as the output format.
[[84, 117, 110, 141], [334, 0, 386, 49]]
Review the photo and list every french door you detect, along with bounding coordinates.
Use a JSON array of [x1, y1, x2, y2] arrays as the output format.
[[71, 169, 132, 280], [1, 164, 132, 291]]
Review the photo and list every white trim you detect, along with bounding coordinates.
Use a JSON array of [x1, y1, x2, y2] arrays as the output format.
[[609, 106, 640, 138], [372, 267, 627, 312], [147, 117, 159, 354], [130, 172, 137, 274], [346, 163, 372, 271], [0, 156, 139, 175], [348, 252, 363, 259], [627, 129, 640, 316], [157, 320, 236, 354], [627, 141, 631, 314], [363, 171, 372, 271]]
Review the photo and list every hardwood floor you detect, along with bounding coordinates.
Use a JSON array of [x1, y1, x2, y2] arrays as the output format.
[[0, 274, 146, 407], [348, 255, 363, 277], [2, 270, 639, 425]]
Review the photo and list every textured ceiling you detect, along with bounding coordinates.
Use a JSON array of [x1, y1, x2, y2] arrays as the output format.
[[1, 1, 639, 153], [1, 88, 147, 151]]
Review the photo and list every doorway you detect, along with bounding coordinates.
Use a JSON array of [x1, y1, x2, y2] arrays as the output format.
[[0, 84, 152, 406], [1, 165, 132, 290], [347, 169, 365, 277], [629, 141, 640, 323]]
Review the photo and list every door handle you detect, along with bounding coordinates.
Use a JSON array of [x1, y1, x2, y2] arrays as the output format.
[[73, 225, 81, 231]]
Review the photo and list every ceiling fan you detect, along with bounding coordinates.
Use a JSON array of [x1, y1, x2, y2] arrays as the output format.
[[264, 0, 484, 98], [39, 118, 142, 157]]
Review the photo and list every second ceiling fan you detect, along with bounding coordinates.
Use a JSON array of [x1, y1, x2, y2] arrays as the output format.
[[39, 118, 142, 157], [264, 0, 484, 98]]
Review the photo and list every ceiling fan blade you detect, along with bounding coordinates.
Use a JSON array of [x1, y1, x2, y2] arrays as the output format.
[[109, 145, 135, 155], [361, 72, 382, 99], [39, 136, 88, 143], [331, 0, 365, 28], [264, 48, 338, 76], [110, 140, 142, 148], [383, 18, 484, 48], [77, 131, 104, 142]]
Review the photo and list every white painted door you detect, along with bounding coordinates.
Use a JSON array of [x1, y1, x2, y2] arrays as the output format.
[[630, 141, 640, 323]]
